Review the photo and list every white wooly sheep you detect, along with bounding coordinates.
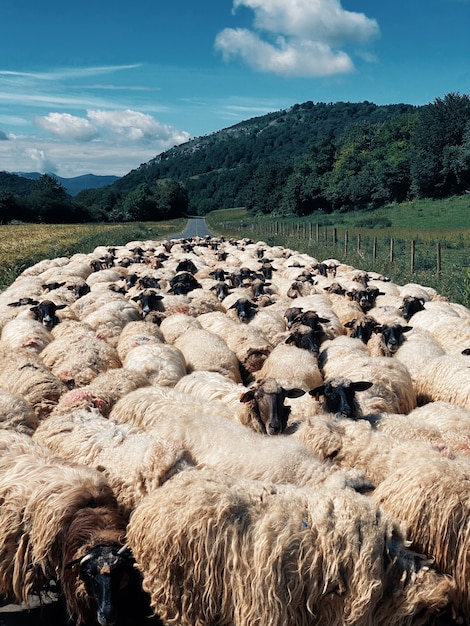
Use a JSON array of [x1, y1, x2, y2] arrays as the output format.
[[50, 368, 149, 418], [409, 301, 470, 355], [319, 336, 416, 415], [174, 328, 243, 384], [393, 327, 445, 384], [33, 408, 195, 516], [0, 317, 53, 353], [254, 343, 322, 422], [127, 468, 453, 626], [284, 294, 344, 340], [40, 332, 121, 388], [370, 401, 470, 458], [115, 320, 164, 362], [85, 267, 125, 287], [111, 392, 367, 492], [0, 345, 66, 420], [398, 282, 437, 301], [110, 385, 235, 428], [371, 451, 470, 621], [413, 354, 470, 410], [247, 308, 286, 344], [183, 287, 227, 316], [122, 342, 186, 387], [80, 298, 142, 345], [174, 370, 305, 434], [198, 311, 272, 379], [159, 312, 202, 344], [69, 288, 128, 320], [0, 387, 38, 434]]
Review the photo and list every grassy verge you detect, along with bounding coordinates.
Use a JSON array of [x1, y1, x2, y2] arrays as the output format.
[[0, 219, 185, 290], [206, 198, 470, 306]]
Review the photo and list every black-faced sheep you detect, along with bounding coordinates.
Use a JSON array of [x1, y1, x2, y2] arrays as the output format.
[[126, 467, 454, 626], [0, 431, 144, 626]]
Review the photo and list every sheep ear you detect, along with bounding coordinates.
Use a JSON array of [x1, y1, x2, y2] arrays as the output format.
[[56, 304, 67, 310], [461, 348, 470, 356], [351, 381, 373, 392], [343, 320, 356, 328], [308, 385, 325, 399], [401, 326, 413, 333], [285, 388, 305, 399], [318, 317, 330, 324], [239, 389, 256, 403]]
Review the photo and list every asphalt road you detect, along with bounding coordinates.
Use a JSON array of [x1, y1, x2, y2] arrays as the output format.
[[170, 216, 215, 239]]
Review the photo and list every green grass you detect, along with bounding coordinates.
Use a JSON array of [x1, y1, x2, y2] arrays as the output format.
[[206, 197, 470, 306], [0, 219, 185, 290]]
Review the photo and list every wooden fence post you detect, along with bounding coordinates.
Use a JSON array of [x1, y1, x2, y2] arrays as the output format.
[[333, 228, 337, 247], [316, 223, 320, 243], [410, 240, 415, 274], [357, 233, 361, 254], [373, 236, 377, 261], [390, 238, 394, 263], [344, 230, 349, 255], [437, 242, 441, 275]]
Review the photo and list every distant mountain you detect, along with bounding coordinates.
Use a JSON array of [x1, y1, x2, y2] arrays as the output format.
[[14, 172, 120, 196]]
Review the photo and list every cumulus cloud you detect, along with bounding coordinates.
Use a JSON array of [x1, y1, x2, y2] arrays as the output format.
[[35, 112, 99, 142], [25, 147, 57, 173], [87, 109, 191, 145], [215, 0, 379, 77]]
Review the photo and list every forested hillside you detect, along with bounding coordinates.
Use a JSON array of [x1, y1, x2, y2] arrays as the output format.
[[0, 93, 469, 223]]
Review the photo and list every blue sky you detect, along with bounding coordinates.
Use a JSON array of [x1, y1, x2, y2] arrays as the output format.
[[0, 0, 468, 177]]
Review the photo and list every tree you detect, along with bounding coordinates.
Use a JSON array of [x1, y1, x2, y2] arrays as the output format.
[[411, 93, 470, 197], [28, 174, 72, 222]]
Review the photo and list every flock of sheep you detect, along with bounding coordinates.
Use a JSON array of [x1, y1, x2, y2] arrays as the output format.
[[0, 233, 469, 626]]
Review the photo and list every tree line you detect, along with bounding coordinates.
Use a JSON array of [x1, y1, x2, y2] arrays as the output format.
[[0, 93, 469, 223]]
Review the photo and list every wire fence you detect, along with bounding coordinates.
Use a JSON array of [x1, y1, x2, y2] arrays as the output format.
[[216, 219, 470, 306]]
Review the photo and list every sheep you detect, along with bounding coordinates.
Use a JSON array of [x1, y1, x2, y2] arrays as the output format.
[[255, 342, 322, 393], [174, 327, 243, 383], [0, 430, 143, 626], [33, 408, 195, 516], [50, 368, 149, 418], [122, 342, 186, 386], [0, 317, 53, 353], [198, 311, 272, 381], [369, 401, 470, 458], [367, 323, 413, 357], [175, 371, 305, 435], [40, 332, 121, 388], [80, 298, 142, 345], [413, 354, 470, 410], [0, 387, 38, 434], [0, 345, 66, 420], [110, 390, 368, 491], [158, 312, 202, 344], [319, 336, 417, 415], [393, 326, 445, 385], [115, 319, 164, 362], [126, 467, 454, 626], [372, 451, 470, 621]]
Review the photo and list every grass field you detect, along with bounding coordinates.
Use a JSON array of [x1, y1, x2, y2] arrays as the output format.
[[0, 220, 185, 290], [205, 197, 470, 306]]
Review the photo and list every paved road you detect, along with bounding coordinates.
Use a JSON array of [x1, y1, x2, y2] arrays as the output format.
[[170, 216, 215, 239]]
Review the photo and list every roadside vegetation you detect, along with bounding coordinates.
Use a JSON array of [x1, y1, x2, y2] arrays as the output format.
[[0, 220, 185, 290], [206, 196, 470, 307]]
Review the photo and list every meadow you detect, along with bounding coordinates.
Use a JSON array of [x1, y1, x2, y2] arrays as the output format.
[[0, 219, 185, 290], [205, 196, 470, 306]]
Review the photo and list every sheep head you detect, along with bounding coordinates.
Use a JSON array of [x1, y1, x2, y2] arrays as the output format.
[[309, 377, 372, 420], [240, 377, 305, 435]]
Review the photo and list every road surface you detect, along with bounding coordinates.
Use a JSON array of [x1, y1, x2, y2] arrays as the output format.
[[170, 216, 215, 239]]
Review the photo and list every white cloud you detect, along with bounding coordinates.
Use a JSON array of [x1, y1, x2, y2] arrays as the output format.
[[216, 0, 379, 77], [35, 112, 99, 142], [215, 28, 353, 77], [87, 109, 191, 145], [25, 147, 57, 173]]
